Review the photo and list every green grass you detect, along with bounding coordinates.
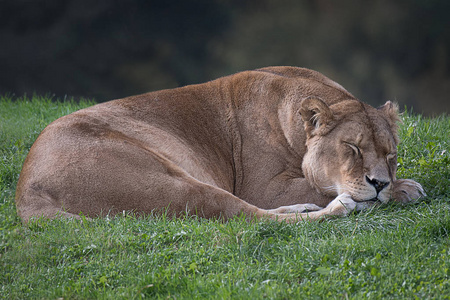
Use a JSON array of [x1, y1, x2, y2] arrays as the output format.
[[1, 95, 449, 299]]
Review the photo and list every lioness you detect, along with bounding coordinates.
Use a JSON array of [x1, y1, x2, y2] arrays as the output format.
[[15, 67, 425, 223]]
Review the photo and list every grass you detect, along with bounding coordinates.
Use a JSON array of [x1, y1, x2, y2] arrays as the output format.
[[1, 95, 449, 299]]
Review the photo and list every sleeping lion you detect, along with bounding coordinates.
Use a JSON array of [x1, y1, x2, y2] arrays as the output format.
[[15, 67, 425, 223]]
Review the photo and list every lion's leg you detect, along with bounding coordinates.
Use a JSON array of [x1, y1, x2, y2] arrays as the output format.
[[145, 177, 357, 222], [267, 203, 323, 214], [272, 194, 357, 222], [179, 186, 356, 222]]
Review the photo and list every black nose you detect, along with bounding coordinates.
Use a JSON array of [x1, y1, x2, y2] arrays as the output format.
[[366, 176, 389, 194]]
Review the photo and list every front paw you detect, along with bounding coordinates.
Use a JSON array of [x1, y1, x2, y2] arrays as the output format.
[[326, 194, 356, 216], [392, 179, 426, 203]]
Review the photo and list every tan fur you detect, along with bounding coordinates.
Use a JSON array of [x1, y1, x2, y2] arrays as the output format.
[[15, 67, 425, 223]]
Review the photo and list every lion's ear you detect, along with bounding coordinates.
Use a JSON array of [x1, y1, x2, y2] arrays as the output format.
[[378, 101, 400, 124], [299, 97, 334, 137], [378, 100, 401, 144]]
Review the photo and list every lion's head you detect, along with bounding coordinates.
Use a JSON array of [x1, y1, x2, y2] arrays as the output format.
[[300, 98, 400, 204]]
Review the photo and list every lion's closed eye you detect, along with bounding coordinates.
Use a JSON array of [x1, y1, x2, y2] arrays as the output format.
[[343, 142, 361, 157]]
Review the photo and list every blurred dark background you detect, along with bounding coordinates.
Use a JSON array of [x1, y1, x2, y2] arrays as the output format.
[[1, 0, 449, 115]]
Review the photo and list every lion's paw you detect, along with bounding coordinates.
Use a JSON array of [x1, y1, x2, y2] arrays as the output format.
[[268, 203, 323, 214], [326, 194, 356, 216], [392, 179, 426, 204]]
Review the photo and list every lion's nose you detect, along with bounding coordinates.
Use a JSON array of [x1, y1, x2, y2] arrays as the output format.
[[366, 176, 389, 194]]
